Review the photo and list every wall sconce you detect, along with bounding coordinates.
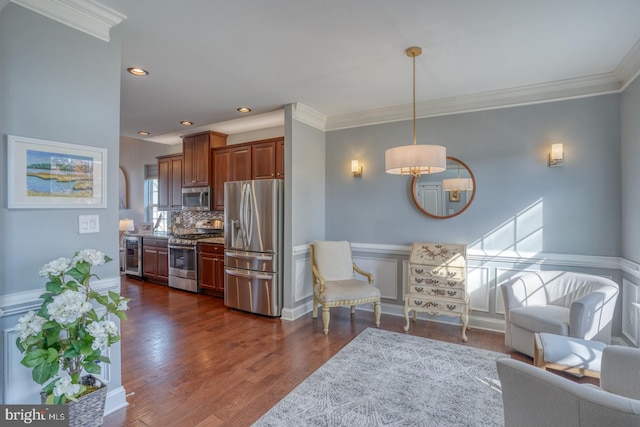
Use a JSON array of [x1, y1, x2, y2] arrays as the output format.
[[549, 143, 563, 167], [351, 160, 362, 177]]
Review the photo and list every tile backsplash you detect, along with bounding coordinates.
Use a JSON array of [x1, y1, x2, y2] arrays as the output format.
[[170, 210, 223, 232]]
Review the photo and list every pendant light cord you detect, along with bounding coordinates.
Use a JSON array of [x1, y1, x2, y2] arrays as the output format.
[[412, 53, 417, 146]]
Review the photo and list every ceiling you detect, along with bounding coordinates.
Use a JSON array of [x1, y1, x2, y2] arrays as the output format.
[[12, 1, 640, 144]]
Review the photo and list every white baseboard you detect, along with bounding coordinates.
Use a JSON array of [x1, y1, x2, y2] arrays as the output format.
[[104, 386, 128, 416]]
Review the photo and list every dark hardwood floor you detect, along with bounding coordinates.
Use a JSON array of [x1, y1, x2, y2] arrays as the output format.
[[104, 275, 594, 427]]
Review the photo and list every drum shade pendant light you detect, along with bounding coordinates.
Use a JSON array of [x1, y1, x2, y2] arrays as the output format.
[[385, 47, 446, 177]]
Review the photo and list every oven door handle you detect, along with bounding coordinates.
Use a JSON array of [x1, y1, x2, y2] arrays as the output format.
[[168, 244, 196, 250]]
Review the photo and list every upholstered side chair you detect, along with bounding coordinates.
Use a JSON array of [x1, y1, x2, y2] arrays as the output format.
[[310, 241, 381, 334], [500, 271, 619, 358], [497, 346, 640, 426]]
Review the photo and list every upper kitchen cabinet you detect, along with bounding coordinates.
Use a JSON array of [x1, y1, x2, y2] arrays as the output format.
[[275, 138, 284, 179], [182, 131, 227, 187], [251, 138, 284, 180], [213, 144, 251, 210], [157, 153, 183, 210]]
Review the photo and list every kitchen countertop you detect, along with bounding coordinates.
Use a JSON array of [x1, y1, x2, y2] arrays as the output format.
[[198, 236, 225, 244]]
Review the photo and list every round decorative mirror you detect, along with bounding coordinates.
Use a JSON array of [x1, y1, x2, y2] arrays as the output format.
[[411, 157, 476, 219]]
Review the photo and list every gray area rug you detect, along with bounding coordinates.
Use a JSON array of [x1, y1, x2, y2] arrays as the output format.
[[253, 328, 507, 427]]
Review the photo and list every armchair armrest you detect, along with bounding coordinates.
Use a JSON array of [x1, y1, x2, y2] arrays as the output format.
[[311, 263, 326, 294], [569, 292, 608, 339], [353, 263, 374, 284], [600, 346, 640, 399]]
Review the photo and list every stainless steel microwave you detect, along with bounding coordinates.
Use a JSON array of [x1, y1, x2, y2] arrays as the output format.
[[182, 186, 211, 211]]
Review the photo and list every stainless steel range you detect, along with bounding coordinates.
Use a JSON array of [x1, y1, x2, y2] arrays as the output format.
[[168, 231, 222, 292]]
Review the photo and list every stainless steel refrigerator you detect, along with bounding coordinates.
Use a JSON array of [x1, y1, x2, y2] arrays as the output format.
[[224, 179, 283, 316]]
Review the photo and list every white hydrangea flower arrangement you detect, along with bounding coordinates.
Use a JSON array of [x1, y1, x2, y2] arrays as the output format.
[[15, 249, 130, 404]]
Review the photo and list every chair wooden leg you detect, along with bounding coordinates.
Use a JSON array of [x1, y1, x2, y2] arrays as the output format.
[[374, 301, 381, 327], [350, 305, 356, 315], [533, 333, 546, 370], [312, 296, 318, 319], [322, 306, 330, 334]]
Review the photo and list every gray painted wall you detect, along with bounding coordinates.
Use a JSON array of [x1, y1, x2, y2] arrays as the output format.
[[0, 4, 122, 294], [119, 136, 179, 228], [621, 77, 640, 264], [325, 95, 621, 257], [0, 3, 123, 404], [283, 106, 326, 309]]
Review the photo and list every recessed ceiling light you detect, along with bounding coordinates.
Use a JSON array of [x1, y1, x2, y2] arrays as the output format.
[[127, 67, 149, 76], [138, 131, 150, 136], [237, 107, 251, 113], [180, 120, 193, 126]]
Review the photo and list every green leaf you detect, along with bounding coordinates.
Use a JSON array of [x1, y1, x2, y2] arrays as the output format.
[[114, 311, 128, 320], [108, 290, 120, 302], [95, 295, 109, 306], [66, 280, 79, 291], [46, 281, 63, 294], [37, 305, 50, 319], [46, 348, 59, 363], [99, 356, 111, 364], [46, 394, 55, 405], [32, 362, 56, 385], [21, 349, 47, 368], [83, 362, 101, 374], [80, 343, 94, 357]]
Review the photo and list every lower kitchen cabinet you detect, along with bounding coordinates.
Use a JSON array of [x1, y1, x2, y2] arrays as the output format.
[[199, 243, 225, 296], [143, 237, 169, 285]]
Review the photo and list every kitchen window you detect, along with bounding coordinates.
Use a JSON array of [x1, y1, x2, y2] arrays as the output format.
[[145, 164, 167, 232]]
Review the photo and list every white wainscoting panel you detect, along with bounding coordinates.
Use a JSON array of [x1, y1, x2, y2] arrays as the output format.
[[402, 260, 409, 301], [468, 265, 490, 313], [294, 256, 313, 303], [622, 279, 639, 346], [353, 256, 398, 300], [4, 328, 40, 403]]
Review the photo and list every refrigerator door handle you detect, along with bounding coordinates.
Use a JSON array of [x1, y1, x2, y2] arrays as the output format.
[[225, 268, 273, 280], [243, 183, 253, 249], [239, 183, 247, 249], [226, 252, 273, 261]]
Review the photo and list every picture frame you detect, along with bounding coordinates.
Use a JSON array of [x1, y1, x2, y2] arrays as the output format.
[[8, 135, 107, 209], [138, 223, 153, 235], [449, 190, 461, 202]]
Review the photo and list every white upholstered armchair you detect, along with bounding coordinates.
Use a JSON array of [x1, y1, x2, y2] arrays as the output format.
[[310, 241, 381, 334], [500, 271, 619, 357], [497, 346, 640, 426]]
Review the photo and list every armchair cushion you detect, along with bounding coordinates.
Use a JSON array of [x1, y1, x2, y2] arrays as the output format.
[[509, 305, 569, 336], [313, 240, 355, 281], [314, 280, 381, 303], [600, 346, 640, 399]]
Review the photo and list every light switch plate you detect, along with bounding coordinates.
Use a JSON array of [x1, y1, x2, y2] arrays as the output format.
[[79, 215, 100, 234]]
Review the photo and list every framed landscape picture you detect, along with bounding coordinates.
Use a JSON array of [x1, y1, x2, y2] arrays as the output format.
[[8, 135, 107, 209]]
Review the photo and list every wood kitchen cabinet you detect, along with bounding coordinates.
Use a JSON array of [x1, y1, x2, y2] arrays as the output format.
[[199, 243, 225, 296], [212, 137, 284, 209], [275, 138, 284, 179], [157, 154, 183, 210], [252, 141, 276, 179], [142, 237, 169, 285], [212, 144, 251, 210], [182, 130, 227, 188]]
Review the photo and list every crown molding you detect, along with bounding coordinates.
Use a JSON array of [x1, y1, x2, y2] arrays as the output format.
[[11, 0, 126, 42], [326, 72, 622, 131], [291, 103, 327, 131], [616, 38, 640, 91]]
